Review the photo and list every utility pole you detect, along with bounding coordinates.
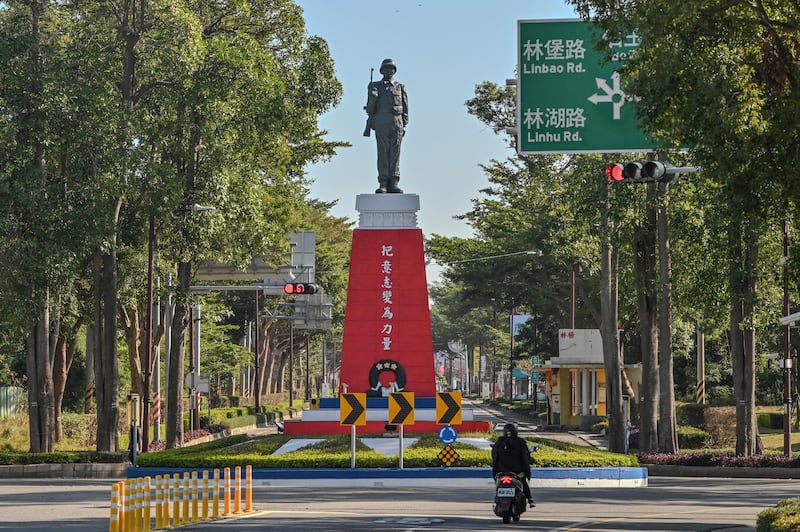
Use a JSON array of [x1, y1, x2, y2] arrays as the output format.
[[783, 219, 792, 457], [509, 298, 515, 404]]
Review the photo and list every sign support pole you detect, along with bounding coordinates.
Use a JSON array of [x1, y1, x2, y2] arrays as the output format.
[[399, 424, 404, 469], [350, 425, 356, 469]]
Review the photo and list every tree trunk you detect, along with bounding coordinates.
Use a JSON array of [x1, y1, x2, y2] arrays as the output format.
[[600, 183, 626, 453], [634, 184, 659, 453], [657, 182, 678, 453], [95, 249, 120, 452], [51, 315, 83, 442], [52, 334, 67, 443], [27, 298, 55, 453], [120, 303, 144, 396], [728, 213, 761, 456], [166, 261, 191, 448]]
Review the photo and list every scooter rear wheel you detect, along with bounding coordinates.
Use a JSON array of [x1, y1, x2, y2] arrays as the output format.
[[513, 515, 520, 522], [502, 515, 511, 524]]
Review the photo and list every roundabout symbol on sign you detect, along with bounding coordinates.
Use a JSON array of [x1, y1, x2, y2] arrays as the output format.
[[438, 424, 458, 445]]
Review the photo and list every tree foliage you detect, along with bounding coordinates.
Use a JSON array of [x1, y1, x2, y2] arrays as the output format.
[[0, 0, 345, 452]]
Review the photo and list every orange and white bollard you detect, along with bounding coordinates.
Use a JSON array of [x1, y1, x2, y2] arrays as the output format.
[[191, 471, 199, 522], [109, 481, 121, 532], [153, 476, 163, 529], [135, 478, 142, 531], [223, 467, 232, 516], [120, 480, 128, 532], [124, 479, 134, 532], [234, 466, 242, 514], [245, 465, 253, 512], [212, 469, 221, 519], [172, 473, 181, 526], [160, 474, 170, 528], [201, 470, 210, 520], [182, 472, 190, 524], [143, 476, 152, 532]]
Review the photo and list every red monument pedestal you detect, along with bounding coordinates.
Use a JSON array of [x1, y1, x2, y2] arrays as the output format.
[[284, 194, 489, 435]]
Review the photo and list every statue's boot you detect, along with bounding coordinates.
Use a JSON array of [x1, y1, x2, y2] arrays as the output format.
[[387, 178, 403, 194], [375, 178, 388, 193]]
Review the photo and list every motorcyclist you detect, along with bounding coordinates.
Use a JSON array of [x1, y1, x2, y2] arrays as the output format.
[[491, 422, 535, 507]]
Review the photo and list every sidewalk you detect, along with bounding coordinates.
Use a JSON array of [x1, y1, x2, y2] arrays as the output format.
[[467, 398, 609, 451]]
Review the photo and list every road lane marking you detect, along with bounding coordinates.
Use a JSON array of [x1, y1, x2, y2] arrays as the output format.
[[559, 507, 742, 531]]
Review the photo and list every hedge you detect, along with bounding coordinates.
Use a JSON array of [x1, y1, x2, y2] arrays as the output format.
[[757, 497, 800, 531], [135, 433, 639, 469]]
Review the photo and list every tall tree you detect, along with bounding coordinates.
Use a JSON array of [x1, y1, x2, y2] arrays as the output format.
[[567, 0, 800, 454], [0, 0, 109, 452]]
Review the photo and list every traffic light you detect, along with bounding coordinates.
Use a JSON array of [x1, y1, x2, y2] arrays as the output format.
[[605, 161, 676, 183], [283, 282, 319, 295]]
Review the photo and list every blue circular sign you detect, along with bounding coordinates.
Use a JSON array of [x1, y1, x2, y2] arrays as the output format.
[[438, 425, 458, 445]]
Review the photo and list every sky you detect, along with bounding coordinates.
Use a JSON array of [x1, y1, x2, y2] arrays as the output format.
[[295, 0, 579, 280]]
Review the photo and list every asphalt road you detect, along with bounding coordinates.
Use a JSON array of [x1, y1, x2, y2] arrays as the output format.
[[0, 477, 794, 531]]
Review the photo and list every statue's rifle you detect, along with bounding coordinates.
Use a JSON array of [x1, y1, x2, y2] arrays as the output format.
[[363, 67, 374, 137]]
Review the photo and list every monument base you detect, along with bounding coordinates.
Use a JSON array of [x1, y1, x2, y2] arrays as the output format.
[[283, 418, 492, 436], [284, 397, 492, 435]]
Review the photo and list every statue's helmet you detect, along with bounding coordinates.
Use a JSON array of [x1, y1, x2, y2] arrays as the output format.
[[380, 58, 397, 74]]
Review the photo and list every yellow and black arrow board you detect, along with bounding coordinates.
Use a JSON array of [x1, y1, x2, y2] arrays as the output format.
[[340, 393, 367, 426], [388, 392, 415, 425], [436, 391, 462, 424]]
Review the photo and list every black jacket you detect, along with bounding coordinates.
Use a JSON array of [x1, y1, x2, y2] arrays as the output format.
[[491, 436, 531, 478]]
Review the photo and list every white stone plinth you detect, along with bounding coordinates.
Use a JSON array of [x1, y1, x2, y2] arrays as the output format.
[[355, 194, 420, 229]]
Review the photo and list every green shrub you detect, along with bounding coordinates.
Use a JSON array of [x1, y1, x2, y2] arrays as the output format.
[[59, 413, 96, 447], [135, 433, 639, 469], [677, 403, 706, 428], [677, 425, 710, 449], [756, 412, 784, 430], [757, 497, 800, 531], [0, 450, 127, 465], [704, 407, 737, 448], [707, 385, 734, 406]]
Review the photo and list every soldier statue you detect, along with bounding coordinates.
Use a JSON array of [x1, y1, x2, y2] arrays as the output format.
[[364, 58, 408, 194]]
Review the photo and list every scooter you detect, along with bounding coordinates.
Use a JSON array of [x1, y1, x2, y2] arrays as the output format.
[[492, 471, 527, 523]]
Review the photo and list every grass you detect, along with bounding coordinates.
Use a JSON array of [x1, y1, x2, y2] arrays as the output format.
[[757, 428, 800, 454], [0, 415, 29, 451]]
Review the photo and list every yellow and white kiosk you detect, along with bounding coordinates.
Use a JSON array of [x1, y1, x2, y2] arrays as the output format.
[[536, 329, 641, 427]]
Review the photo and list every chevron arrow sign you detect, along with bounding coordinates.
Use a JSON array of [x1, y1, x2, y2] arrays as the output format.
[[436, 391, 462, 425], [388, 392, 415, 425], [340, 393, 367, 425]]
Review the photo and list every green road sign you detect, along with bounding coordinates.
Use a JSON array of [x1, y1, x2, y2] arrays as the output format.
[[517, 19, 652, 155]]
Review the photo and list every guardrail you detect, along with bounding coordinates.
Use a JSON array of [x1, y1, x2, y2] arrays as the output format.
[[109, 465, 253, 531]]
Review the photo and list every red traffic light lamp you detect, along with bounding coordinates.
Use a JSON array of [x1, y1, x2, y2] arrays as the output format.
[[605, 161, 701, 183], [605, 163, 624, 181], [283, 282, 319, 295]]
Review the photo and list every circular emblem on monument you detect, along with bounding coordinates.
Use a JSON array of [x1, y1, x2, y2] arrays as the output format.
[[368, 359, 407, 396]]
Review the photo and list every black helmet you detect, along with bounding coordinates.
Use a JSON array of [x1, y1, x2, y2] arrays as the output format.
[[503, 423, 518, 437], [380, 58, 397, 74]]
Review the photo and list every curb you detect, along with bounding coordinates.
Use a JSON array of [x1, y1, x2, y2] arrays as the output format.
[[0, 462, 127, 479], [646, 464, 800, 479], [2, 463, 799, 481]]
